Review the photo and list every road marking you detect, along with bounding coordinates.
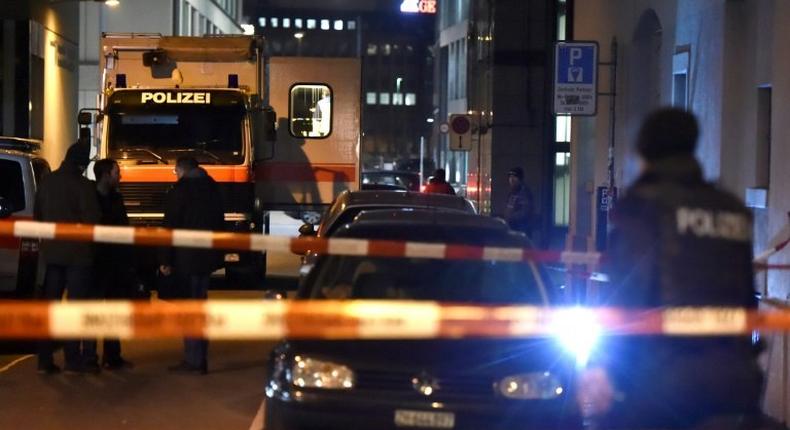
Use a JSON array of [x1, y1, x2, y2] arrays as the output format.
[[249, 399, 266, 430], [0, 354, 33, 373]]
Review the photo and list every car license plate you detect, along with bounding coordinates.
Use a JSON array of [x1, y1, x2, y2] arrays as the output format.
[[394, 410, 455, 428]]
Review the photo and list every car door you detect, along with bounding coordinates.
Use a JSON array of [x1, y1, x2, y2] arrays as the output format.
[[0, 157, 28, 294]]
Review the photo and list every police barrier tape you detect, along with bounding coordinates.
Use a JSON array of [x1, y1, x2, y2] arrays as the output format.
[[2, 219, 789, 271], [1, 300, 789, 339], [0, 219, 600, 266]]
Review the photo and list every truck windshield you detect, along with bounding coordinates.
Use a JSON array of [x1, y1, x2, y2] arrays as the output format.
[[107, 90, 245, 165]]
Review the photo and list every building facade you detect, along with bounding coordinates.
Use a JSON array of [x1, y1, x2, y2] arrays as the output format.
[[0, 1, 79, 165], [570, 0, 790, 421], [435, 0, 562, 246]]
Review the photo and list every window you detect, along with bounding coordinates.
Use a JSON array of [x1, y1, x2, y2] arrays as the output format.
[[392, 93, 404, 105], [282, 18, 291, 28], [347, 20, 356, 30], [0, 160, 24, 212], [295, 18, 303, 28], [307, 19, 316, 29], [334, 20, 343, 30], [321, 19, 330, 30], [379, 93, 390, 105], [366, 92, 377, 105], [181, 2, 192, 35], [556, 115, 571, 142], [672, 50, 690, 109], [756, 86, 772, 189], [270, 17, 278, 28], [554, 152, 571, 226], [382, 44, 391, 55], [405, 93, 416, 106], [290, 84, 332, 138], [366, 43, 377, 55], [258, 17, 266, 27]]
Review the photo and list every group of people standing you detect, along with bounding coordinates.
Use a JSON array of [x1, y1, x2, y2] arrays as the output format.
[[33, 143, 221, 376]]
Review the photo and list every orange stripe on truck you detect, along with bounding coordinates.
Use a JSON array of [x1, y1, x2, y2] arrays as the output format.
[[120, 165, 251, 183]]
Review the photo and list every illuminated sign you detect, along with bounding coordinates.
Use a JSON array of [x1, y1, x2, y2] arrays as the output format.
[[140, 92, 212, 104], [400, 0, 437, 14]]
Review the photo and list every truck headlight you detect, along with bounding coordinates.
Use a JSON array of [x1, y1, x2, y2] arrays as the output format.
[[291, 356, 354, 389], [497, 372, 564, 399], [552, 307, 601, 367]]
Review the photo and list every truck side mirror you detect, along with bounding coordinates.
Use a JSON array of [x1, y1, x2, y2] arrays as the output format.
[[262, 106, 277, 142], [78, 112, 92, 125], [253, 106, 278, 162]]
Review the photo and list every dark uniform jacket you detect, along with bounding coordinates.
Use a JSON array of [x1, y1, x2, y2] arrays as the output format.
[[504, 184, 533, 234], [601, 156, 762, 427], [33, 162, 101, 267], [95, 189, 135, 276], [161, 168, 224, 276]]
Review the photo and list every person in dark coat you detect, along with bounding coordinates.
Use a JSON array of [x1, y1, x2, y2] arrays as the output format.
[[33, 141, 101, 374], [581, 108, 772, 429], [92, 158, 135, 370], [503, 167, 534, 237], [423, 168, 455, 195], [159, 156, 224, 375]]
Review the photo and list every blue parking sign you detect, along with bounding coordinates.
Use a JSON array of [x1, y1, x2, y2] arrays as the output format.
[[554, 41, 598, 115]]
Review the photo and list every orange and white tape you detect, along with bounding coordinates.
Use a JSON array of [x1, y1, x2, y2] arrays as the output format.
[[0, 219, 601, 265], [0, 300, 787, 340]]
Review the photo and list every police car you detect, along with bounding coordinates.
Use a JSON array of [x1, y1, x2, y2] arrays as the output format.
[[0, 137, 50, 298]]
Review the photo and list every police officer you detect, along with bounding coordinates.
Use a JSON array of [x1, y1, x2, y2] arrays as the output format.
[[93, 158, 135, 370], [34, 142, 101, 374], [159, 157, 224, 375], [503, 167, 534, 237], [585, 108, 773, 429]]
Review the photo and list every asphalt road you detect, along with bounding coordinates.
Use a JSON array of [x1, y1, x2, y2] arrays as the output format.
[[0, 291, 277, 430], [0, 212, 304, 429]]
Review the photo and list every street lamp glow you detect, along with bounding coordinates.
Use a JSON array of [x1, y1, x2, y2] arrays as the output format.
[[105, 0, 120, 6], [294, 32, 305, 39]]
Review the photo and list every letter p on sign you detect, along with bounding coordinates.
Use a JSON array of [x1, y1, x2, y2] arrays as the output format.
[[570, 48, 583, 65]]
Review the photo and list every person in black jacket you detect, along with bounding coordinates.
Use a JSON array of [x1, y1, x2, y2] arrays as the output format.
[[34, 142, 101, 374], [582, 108, 773, 429], [160, 157, 224, 375], [92, 158, 135, 370], [503, 167, 534, 237]]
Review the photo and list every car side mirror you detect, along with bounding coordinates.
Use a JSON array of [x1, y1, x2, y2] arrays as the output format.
[[298, 223, 316, 237], [0, 197, 14, 218]]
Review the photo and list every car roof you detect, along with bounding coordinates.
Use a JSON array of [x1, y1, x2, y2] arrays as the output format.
[[0, 136, 42, 153], [0, 148, 38, 161], [339, 190, 475, 212], [334, 209, 526, 247], [352, 208, 509, 230], [362, 170, 419, 177]]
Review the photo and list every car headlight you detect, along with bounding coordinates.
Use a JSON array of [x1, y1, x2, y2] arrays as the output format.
[[551, 307, 601, 367], [497, 372, 564, 399], [291, 356, 354, 389]]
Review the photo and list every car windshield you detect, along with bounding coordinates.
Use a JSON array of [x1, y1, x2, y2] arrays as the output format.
[[107, 90, 245, 165], [362, 172, 420, 191], [307, 255, 549, 305]]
